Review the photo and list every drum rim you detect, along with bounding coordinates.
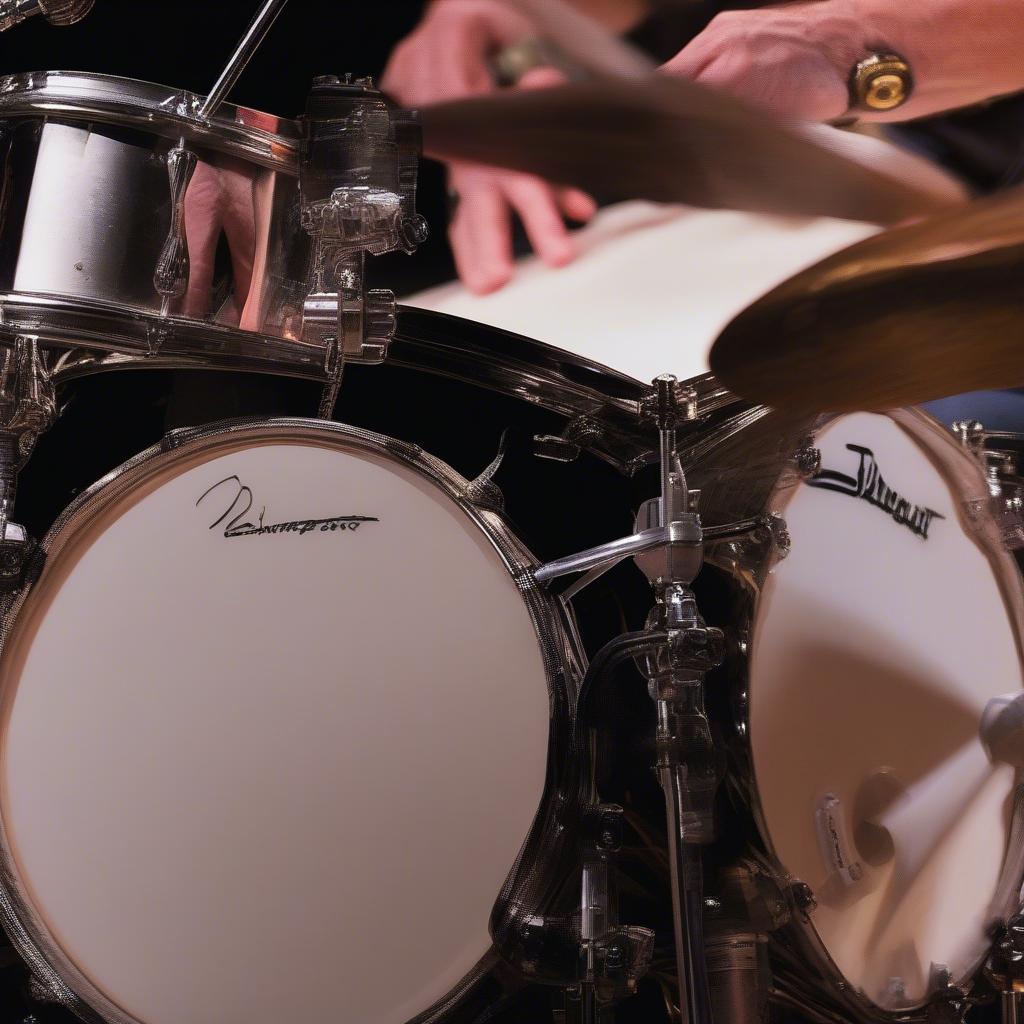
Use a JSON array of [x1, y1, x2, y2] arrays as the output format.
[[4, 293, 668, 474], [720, 406, 1024, 1022], [0, 70, 300, 172], [0, 415, 584, 1024]]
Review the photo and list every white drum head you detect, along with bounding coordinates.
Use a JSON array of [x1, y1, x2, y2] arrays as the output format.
[[0, 422, 558, 1024], [749, 411, 1023, 1009], [407, 202, 878, 386]]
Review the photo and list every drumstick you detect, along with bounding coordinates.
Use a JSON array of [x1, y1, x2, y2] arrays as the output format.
[[503, 0, 654, 78]]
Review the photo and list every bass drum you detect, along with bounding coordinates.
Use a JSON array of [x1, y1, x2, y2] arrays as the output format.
[[0, 418, 579, 1024], [697, 408, 1024, 1019]]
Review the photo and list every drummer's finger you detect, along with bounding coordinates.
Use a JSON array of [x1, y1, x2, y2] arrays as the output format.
[[449, 171, 515, 294], [517, 66, 566, 91], [559, 187, 597, 223], [505, 176, 576, 268]]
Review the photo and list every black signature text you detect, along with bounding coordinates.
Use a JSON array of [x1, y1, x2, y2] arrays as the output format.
[[808, 444, 944, 540], [197, 475, 379, 538]]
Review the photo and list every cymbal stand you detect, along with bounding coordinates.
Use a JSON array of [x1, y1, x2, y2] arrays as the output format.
[[532, 375, 723, 1023], [636, 376, 723, 1024]]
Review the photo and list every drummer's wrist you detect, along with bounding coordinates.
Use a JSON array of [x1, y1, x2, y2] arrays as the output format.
[[842, 0, 1023, 121]]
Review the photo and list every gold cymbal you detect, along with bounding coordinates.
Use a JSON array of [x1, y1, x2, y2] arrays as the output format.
[[709, 184, 1024, 413], [420, 76, 964, 225]]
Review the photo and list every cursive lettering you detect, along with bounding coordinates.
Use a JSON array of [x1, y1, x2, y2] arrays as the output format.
[[196, 475, 378, 538], [808, 444, 944, 540]]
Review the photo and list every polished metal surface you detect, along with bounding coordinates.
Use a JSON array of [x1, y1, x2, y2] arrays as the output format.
[[0, 99, 308, 346], [0, 0, 92, 32], [0, 71, 300, 167], [709, 184, 1024, 413], [533, 521, 701, 584], [0, 70, 430, 403], [0, 72, 424, 379]]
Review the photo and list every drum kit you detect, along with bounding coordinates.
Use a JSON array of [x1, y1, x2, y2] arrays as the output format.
[[0, 2, 1022, 1024]]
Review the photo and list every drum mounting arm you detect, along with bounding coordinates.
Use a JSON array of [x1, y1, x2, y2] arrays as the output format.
[[300, 75, 428, 417]]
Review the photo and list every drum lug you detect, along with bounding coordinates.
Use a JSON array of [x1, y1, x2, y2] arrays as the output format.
[[793, 440, 822, 479], [534, 417, 605, 464], [152, 144, 199, 315], [788, 880, 817, 916]]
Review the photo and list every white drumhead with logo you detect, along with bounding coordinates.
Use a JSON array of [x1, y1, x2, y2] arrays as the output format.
[[0, 421, 560, 1024], [749, 410, 1024, 1010]]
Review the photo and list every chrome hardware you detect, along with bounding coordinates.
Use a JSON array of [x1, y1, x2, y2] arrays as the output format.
[[533, 417, 603, 464], [532, 373, 719, 1023], [0, 0, 92, 32], [952, 419, 986, 452], [641, 377, 719, 1024], [198, 0, 289, 122], [155, 0, 292, 314], [705, 932, 771, 1024], [988, 916, 1024, 1024], [789, 881, 817, 915], [534, 522, 700, 585], [298, 75, 427, 415], [153, 145, 198, 314], [794, 441, 822, 479], [640, 375, 698, 428], [0, 336, 55, 591], [463, 431, 508, 514], [950, 421, 1024, 548], [577, 803, 655, 1017]]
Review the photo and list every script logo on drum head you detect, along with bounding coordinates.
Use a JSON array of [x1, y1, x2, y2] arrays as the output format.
[[197, 475, 378, 538], [808, 444, 944, 540]]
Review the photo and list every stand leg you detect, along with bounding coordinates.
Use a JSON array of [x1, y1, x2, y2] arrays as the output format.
[[1005, 991, 1024, 1024], [661, 766, 712, 1024]]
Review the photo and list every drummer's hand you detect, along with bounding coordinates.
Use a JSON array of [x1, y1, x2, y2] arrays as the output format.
[[382, 0, 532, 106], [661, 3, 857, 123], [446, 66, 596, 295], [383, 4, 596, 294], [447, 161, 596, 294]]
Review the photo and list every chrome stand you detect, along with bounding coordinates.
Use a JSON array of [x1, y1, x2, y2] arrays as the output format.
[[636, 376, 722, 1024], [533, 374, 722, 1024]]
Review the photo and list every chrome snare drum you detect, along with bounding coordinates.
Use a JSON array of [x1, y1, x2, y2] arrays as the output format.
[[692, 407, 1024, 1021], [0, 71, 422, 377]]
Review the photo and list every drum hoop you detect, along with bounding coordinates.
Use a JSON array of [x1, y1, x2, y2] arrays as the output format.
[[0, 416, 584, 1024], [0, 71, 300, 172], [8, 296, 662, 475], [2, 292, 332, 381], [725, 406, 1024, 1022]]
